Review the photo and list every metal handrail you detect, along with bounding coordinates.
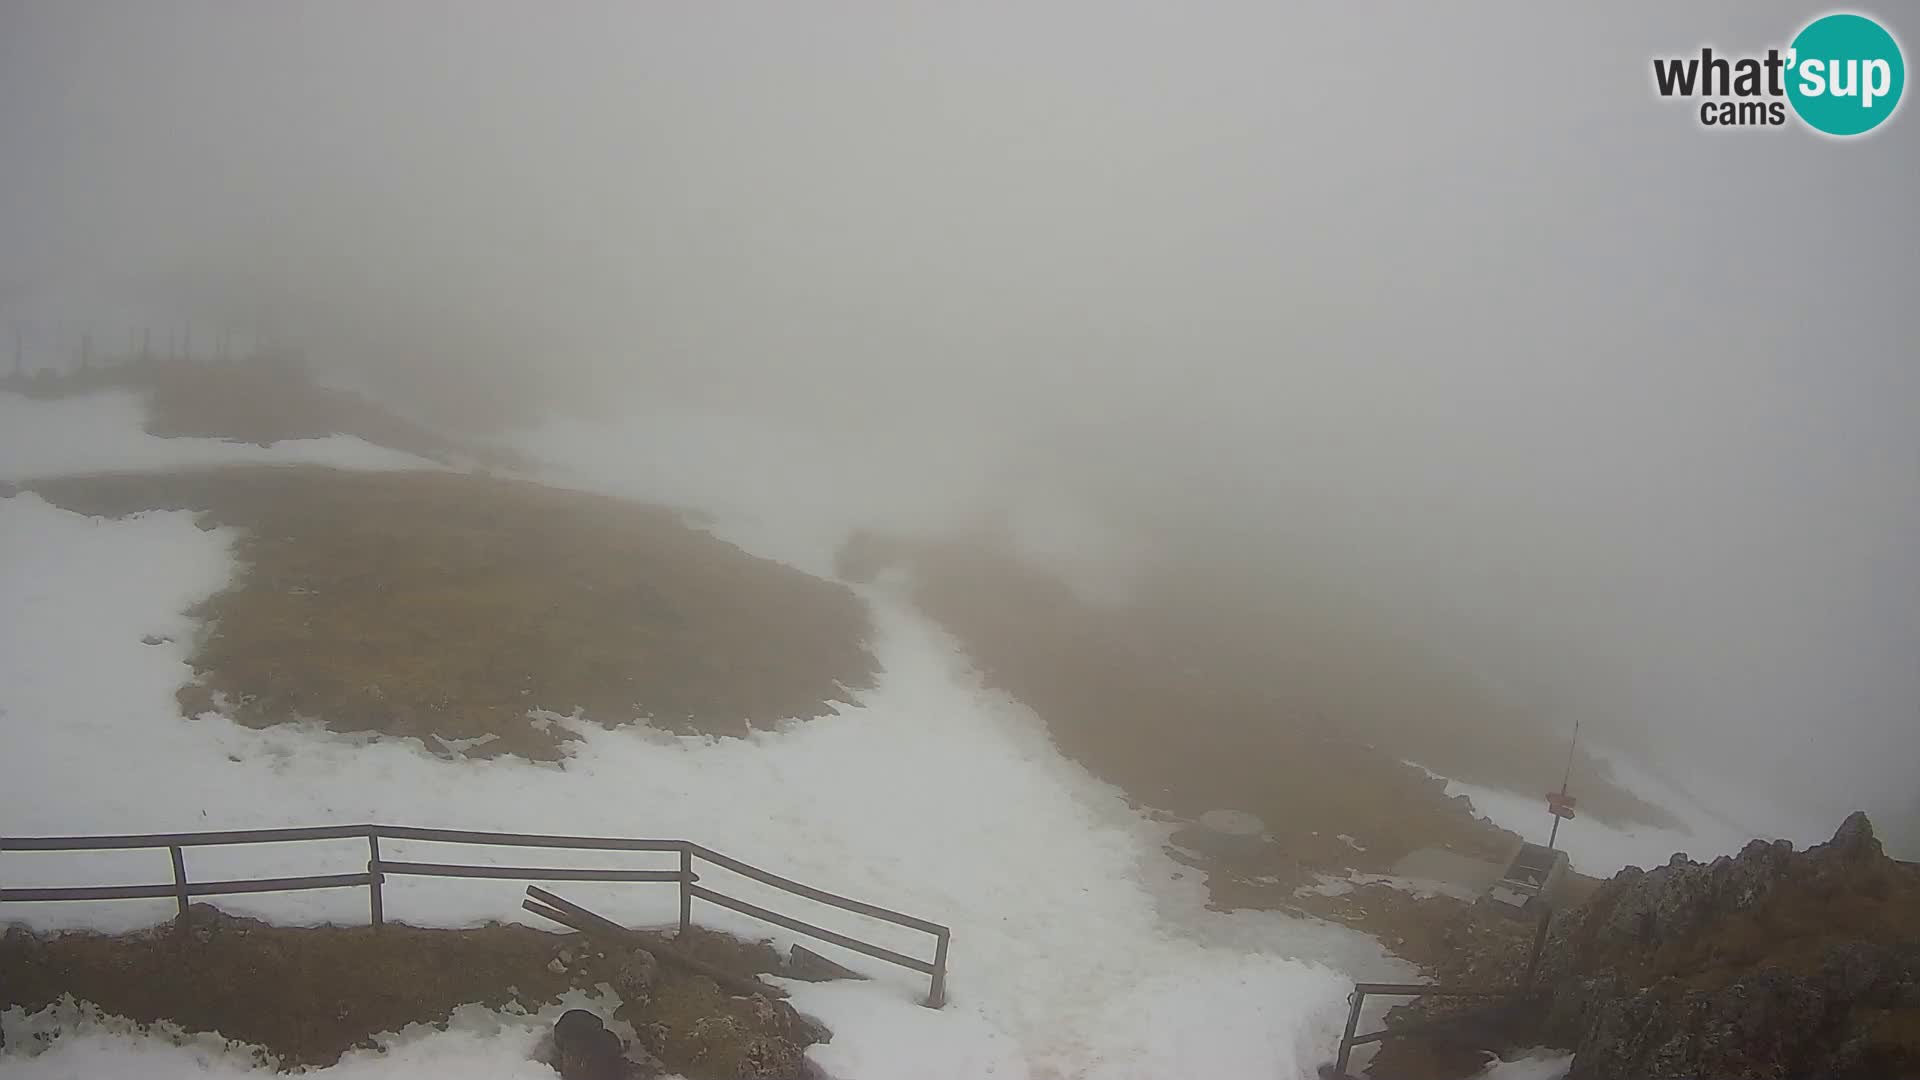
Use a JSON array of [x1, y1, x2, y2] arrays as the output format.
[[0, 823, 951, 1007], [1332, 982, 1529, 1076]]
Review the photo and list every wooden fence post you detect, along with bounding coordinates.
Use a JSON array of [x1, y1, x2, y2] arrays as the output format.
[[927, 929, 950, 1008], [367, 833, 385, 928], [169, 845, 189, 923], [678, 845, 693, 934]]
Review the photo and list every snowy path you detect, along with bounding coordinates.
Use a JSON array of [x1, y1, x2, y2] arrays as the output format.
[[0, 491, 1413, 1078]]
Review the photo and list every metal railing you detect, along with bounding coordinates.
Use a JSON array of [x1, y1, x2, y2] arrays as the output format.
[[1332, 982, 1525, 1076], [0, 824, 951, 1007]]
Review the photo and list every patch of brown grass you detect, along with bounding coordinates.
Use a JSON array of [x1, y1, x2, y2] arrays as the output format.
[[1, 915, 572, 1068], [31, 467, 877, 757], [837, 530, 1520, 870], [0, 912, 820, 1075], [2, 357, 523, 467]]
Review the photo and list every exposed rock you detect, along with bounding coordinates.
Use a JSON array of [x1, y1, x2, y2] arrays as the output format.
[[616, 947, 661, 1001], [549, 1009, 655, 1079], [1367, 813, 1920, 1080], [1542, 813, 1920, 1080], [735, 1034, 806, 1078], [784, 944, 865, 983]]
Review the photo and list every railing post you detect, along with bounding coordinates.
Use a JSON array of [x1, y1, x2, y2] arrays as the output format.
[[926, 929, 950, 1008], [169, 845, 189, 924], [678, 845, 693, 935], [1332, 987, 1364, 1076], [367, 833, 384, 928]]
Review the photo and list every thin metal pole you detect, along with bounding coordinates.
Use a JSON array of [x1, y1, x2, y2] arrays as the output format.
[[927, 929, 950, 1008], [678, 845, 693, 934], [1547, 717, 1579, 849], [169, 845, 189, 922], [1333, 988, 1364, 1076], [367, 834, 384, 927], [1523, 907, 1552, 989]]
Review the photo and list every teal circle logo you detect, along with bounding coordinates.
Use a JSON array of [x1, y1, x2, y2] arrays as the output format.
[[1786, 13, 1905, 136]]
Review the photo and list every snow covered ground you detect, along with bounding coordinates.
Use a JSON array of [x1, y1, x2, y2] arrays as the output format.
[[3, 993, 624, 1079], [1469, 1051, 1573, 1080], [0, 390, 438, 481], [1410, 756, 1836, 877], [0, 481, 1414, 1078]]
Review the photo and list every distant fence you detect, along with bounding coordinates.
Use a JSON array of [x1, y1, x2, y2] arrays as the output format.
[[0, 824, 950, 1007]]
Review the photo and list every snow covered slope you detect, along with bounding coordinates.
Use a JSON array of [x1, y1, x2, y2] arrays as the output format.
[[0, 488, 1412, 1079]]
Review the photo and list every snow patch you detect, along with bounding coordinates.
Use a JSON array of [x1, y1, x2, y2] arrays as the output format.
[[0, 991, 626, 1079], [0, 390, 439, 482], [1413, 753, 1834, 876]]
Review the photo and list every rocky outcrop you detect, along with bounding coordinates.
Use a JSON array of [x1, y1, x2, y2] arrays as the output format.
[[1366, 813, 1919, 1080], [1539, 813, 1920, 1080]]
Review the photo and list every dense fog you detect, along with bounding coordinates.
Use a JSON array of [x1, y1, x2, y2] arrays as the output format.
[[3, 3, 1915, 851]]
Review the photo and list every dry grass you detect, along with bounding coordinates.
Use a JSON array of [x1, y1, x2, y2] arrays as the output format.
[[839, 529, 1682, 836], [32, 467, 877, 757], [2, 357, 523, 467], [0, 913, 819, 1075], [837, 530, 1529, 870]]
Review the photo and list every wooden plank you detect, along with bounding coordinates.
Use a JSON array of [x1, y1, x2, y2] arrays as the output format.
[[189, 872, 373, 897], [689, 885, 934, 975], [0, 825, 372, 851], [524, 886, 788, 1000], [687, 844, 947, 936], [374, 860, 687, 883], [373, 826, 684, 852], [0, 883, 179, 902]]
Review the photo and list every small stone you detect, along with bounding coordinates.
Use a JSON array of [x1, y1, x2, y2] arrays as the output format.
[[615, 947, 659, 998], [548, 958, 568, 974], [786, 943, 865, 982]]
